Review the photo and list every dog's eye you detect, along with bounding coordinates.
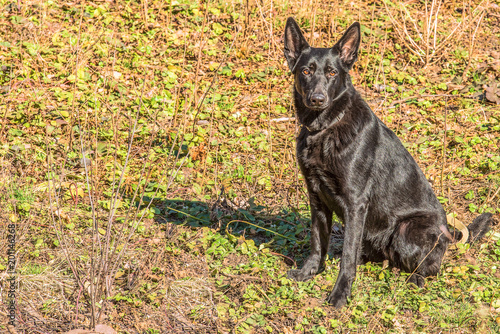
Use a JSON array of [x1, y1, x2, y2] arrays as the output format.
[[328, 70, 336, 77], [302, 68, 311, 75]]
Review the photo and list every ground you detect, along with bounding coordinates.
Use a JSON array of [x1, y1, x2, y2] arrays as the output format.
[[0, 0, 500, 333]]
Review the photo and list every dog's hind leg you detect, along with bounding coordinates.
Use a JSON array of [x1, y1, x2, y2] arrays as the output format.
[[288, 194, 333, 282], [388, 215, 450, 287]]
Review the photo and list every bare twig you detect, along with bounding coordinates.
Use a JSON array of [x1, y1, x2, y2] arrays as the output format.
[[462, 8, 485, 82], [385, 0, 485, 65], [389, 94, 456, 108], [440, 98, 448, 197]]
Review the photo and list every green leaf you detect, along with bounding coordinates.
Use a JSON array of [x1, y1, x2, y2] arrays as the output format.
[[235, 69, 245, 78], [240, 241, 248, 254], [468, 203, 477, 213], [212, 22, 224, 35], [437, 83, 447, 90]]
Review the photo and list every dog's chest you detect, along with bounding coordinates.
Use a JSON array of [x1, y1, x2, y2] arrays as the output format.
[[297, 133, 342, 194], [298, 133, 326, 165]]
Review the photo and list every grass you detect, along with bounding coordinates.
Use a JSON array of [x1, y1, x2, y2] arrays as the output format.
[[0, 0, 499, 333]]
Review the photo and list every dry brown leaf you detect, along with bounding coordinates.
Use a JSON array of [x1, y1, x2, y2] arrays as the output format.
[[65, 324, 116, 334]]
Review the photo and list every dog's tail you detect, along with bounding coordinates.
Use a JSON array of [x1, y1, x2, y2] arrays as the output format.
[[466, 213, 495, 243], [447, 213, 495, 245]]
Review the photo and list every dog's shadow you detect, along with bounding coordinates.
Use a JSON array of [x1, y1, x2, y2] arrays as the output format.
[[153, 197, 344, 267]]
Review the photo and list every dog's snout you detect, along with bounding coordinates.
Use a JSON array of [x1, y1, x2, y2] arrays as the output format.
[[311, 94, 326, 107]]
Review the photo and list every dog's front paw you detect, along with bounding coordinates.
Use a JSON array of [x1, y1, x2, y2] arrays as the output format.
[[287, 268, 316, 282], [326, 288, 349, 308]]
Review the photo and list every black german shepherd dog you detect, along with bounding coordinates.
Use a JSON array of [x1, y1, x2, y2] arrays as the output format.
[[283, 17, 494, 308]]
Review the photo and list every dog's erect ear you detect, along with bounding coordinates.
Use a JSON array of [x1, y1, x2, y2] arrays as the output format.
[[284, 17, 310, 72], [335, 22, 361, 68]]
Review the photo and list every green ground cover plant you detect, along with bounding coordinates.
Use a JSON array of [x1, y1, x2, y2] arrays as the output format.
[[0, 0, 499, 332]]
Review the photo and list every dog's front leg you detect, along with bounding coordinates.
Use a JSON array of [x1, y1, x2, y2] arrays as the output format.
[[326, 203, 367, 308], [288, 194, 332, 282]]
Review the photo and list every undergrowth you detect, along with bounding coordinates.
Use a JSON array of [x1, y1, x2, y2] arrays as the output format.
[[0, 0, 499, 333]]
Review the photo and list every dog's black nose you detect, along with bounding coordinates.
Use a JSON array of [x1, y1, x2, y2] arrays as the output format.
[[311, 94, 325, 106]]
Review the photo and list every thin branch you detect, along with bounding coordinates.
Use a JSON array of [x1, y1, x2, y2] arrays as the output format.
[[388, 94, 457, 108]]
